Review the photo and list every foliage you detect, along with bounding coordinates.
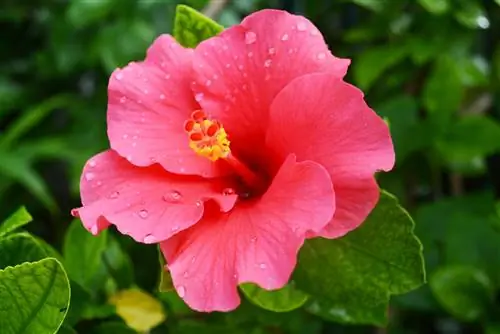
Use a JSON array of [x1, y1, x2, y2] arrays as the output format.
[[1, 0, 500, 333]]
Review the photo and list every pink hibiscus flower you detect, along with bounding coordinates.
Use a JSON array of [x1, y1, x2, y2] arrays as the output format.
[[72, 9, 394, 311]]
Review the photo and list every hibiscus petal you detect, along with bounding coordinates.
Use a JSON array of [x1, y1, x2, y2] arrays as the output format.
[[160, 155, 334, 311], [192, 9, 349, 163], [107, 34, 228, 177], [266, 73, 395, 238], [73, 150, 238, 243]]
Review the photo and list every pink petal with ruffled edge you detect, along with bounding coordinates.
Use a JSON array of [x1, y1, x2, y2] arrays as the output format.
[[160, 155, 334, 311], [73, 150, 237, 243], [265, 73, 395, 238], [107, 34, 229, 178], [192, 9, 350, 164]]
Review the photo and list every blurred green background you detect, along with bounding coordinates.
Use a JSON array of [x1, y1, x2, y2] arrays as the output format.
[[2, 0, 500, 333]]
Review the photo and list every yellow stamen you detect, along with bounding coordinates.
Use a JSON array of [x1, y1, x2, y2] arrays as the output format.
[[185, 110, 230, 161]]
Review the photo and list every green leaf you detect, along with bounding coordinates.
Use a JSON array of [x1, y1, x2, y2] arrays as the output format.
[[0, 151, 57, 211], [353, 45, 409, 91], [351, 0, 389, 12], [158, 248, 174, 293], [240, 283, 309, 312], [423, 56, 463, 125], [0, 258, 70, 334], [63, 219, 108, 290], [58, 325, 78, 334], [66, 0, 115, 28], [294, 191, 425, 326], [0, 233, 48, 269], [102, 236, 134, 289], [430, 265, 494, 321], [0, 206, 32, 237], [90, 322, 136, 334], [454, 1, 489, 29], [0, 95, 73, 149], [174, 4, 224, 48], [417, 0, 449, 14], [436, 116, 500, 163]]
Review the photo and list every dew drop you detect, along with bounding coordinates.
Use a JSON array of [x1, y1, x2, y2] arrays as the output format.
[[109, 191, 119, 199], [96, 181, 102, 186], [245, 31, 257, 44], [127, 155, 132, 162], [259, 262, 267, 269], [264, 59, 272, 67], [171, 226, 180, 232], [317, 52, 326, 60], [85, 172, 95, 181], [310, 29, 319, 36], [164, 190, 182, 203], [195, 201, 202, 207], [297, 22, 307, 31], [132, 142, 137, 147], [281, 33, 289, 41], [143, 89, 149, 94], [225, 63, 231, 69], [88, 160, 96, 167], [222, 188, 235, 195], [191, 256, 196, 263], [119, 96, 126, 103], [205, 79, 212, 87], [247, 51, 254, 58], [143, 234, 156, 243], [268, 47, 276, 55], [238, 64, 244, 70], [115, 72, 123, 80], [212, 74, 219, 80], [194, 93, 204, 102], [183, 271, 189, 278], [139, 209, 149, 219], [177, 286, 186, 298], [159, 94, 165, 100], [122, 134, 128, 139], [165, 73, 171, 80]]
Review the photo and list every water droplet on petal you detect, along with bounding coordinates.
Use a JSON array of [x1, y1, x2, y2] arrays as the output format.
[[247, 51, 254, 58], [245, 31, 257, 44], [132, 142, 137, 147], [281, 33, 289, 41], [250, 236, 257, 243], [122, 134, 128, 139], [115, 72, 123, 80], [222, 188, 235, 195], [205, 79, 212, 87], [88, 160, 96, 167], [194, 93, 204, 102], [85, 172, 95, 181], [109, 191, 119, 199], [120, 96, 126, 103], [259, 263, 267, 269], [268, 47, 276, 55], [310, 29, 319, 36], [96, 181, 102, 186], [225, 63, 231, 69], [143, 234, 156, 243], [139, 209, 149, 219], [159, 94, 165, 100], [177, 286, 186, 298], [297, 22, 307, 31], [171, 226, 180, 232], [195, 201, 202, 207], [143, 89, 149, 94], [317, 52, 326, 60], [191, 256, 196, 263], [164, 190, 182, 203], [90, 225, 99, 235], [165, 73, 171, 80], [264, 59, 272, 67], [183, 271, 189, 278]]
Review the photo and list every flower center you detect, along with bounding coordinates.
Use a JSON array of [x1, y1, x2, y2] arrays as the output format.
[[184, 110, 230, 162], [184, 110, 267, 192]]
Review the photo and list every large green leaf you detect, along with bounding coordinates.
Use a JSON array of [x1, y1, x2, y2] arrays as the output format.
[[0, 233, 48, 269], [0, 206, 32, 238], [436, 116, 500, 163], [174, 4, 224, 48], [240, 282, 309, 312], [423, 56, 464, 125], [417, 0, 450, 14], [63, 219, 108, 290], [0, 258, 70, 334], [294, 191, 425, 325], [430, 265, 494, 321], [353, 45, 409, 91]]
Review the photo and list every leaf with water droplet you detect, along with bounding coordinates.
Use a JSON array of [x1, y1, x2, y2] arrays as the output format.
[[240, 282, 309, 312], [294, 191, 425, 326], [174, 5, 224, 49]]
